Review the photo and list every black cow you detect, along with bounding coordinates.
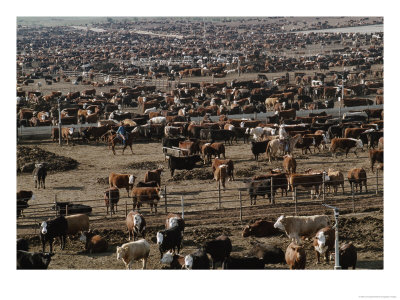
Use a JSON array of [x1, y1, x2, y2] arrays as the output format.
[[204, 235, 232, 269], [206, 129, 235, 144], [136, 181, 159, 187], [248, 242, 286, 265], [223, 256, 265, 269], [184, 248, 211, 269], [167, 155, 202, 176], [251, 140, 269, 161], [17, 250, 54, 269], [247, 179, 272, 205], [232, 127, 250, 143], [17, 238, 29, 251], [162, 137, 186, 150], [39, 216, 68, 253], [52, 202, 92, 216], [33, 163, 47, 189], [156, 226, 183, 259], [360, 130, 383, 149], [328, 125, 343, 139]]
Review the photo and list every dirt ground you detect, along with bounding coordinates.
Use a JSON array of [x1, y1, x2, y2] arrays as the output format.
[[16, 133, 384, 270]]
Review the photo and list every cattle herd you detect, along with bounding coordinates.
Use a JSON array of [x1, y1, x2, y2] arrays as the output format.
[[16, 17, 384, 271]]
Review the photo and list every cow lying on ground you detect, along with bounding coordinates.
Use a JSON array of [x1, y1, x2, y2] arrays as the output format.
[[348, 168, 367, 193], [313, 226, 335, 264], [160, 251, 186, 269], [131, 187, 161, 214], [248, 242, 285, 265], [184, 248, 211, 269], [223, 256, 265, 269], [285, 242, 306, 269], [126, 211, 146, 241], [109, 172, 136, 196], [52, 202, 92, 216], [79, 230, 108, 253], [204, 235, 232, 269], [242, 220, 280, 238], [116, 239, 150, 269], [274, 215, 331, 244], [17, 250, 54, 269]]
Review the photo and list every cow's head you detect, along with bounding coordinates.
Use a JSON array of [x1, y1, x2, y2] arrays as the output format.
[[129, 175, 136, 185], [156, 232, 164, 245], [356, 139, 364, 149], [133, 214, 142, 228], [315, 231, 327, 254], [184, 254, 194, 270], [116, 246, 126, 261], [274, 215, 285, 231], [160, 251, 174, 265], [169, 217, 179, 229], [242, 225, 252, 237], [40, 221, 48, 235], [40, 252, 55, 267]]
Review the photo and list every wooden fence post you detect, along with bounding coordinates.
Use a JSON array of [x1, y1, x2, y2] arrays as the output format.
[[109, 189, 112, 217], [352, 182, 355, 213], [181, 195, 184, 219], [322, 173, 325, 202], [218, 181, 221, 209], [271, 177, 274, 205], [239, 191, 242, 223], [54, 194, 57, 217], [164, 185, 168, 213]]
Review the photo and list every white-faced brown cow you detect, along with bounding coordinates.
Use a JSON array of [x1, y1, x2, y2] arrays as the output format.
[[330, 138, 363, 158], [109, 172, 136, 197]]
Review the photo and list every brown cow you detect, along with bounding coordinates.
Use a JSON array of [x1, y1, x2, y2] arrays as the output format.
[[131, 187, 161, 214], [51, 128, 75, 145], [313, 226, 335, 264], [201, 143, 225, 164], [179, 140, 198, 156], [283, 155, 296, 174], [326, 169, 345, 195], [214, 164, 228, 190], [344, 128, 367, 139], [287, 173, 329, 199], [79, 231, 108, 254], [144, 168, 163, 187], [347, 168, 367, 193], [369, 149, 383, 173], [242, 220, 279, 238], [126, 211, 146, 241], [109, 172, 136, 196], [330, 138, 363, 158], [212, 158, 234, 181], [285, 243, 306, 270], [104, 187, 119, 215]]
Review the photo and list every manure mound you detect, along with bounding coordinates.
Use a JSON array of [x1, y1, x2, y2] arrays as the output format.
[[17, 146, 79, 173]]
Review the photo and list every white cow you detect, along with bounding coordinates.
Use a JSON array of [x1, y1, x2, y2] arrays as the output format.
[[116, 239, 150, 269], [144, 107, 157, 114], [149, 116, 167, 125], [274, 215, 331, 244], [249, 127, 264, 141]]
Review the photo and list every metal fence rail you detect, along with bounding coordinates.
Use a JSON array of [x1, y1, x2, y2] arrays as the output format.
[[17, 172, 383, 234]]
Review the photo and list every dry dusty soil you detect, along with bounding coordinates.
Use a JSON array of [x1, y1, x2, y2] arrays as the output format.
[[17, 136, 384, 270]]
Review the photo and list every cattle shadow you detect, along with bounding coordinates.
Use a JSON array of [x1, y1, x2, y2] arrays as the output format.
[[352, 260, 383, 270], [231, 245, 247, 252], [52, 186, 85, 191], [76, 250, 114, 258]]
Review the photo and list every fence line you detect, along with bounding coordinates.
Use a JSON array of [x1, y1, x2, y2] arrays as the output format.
[[18, 172, 383, 231]]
